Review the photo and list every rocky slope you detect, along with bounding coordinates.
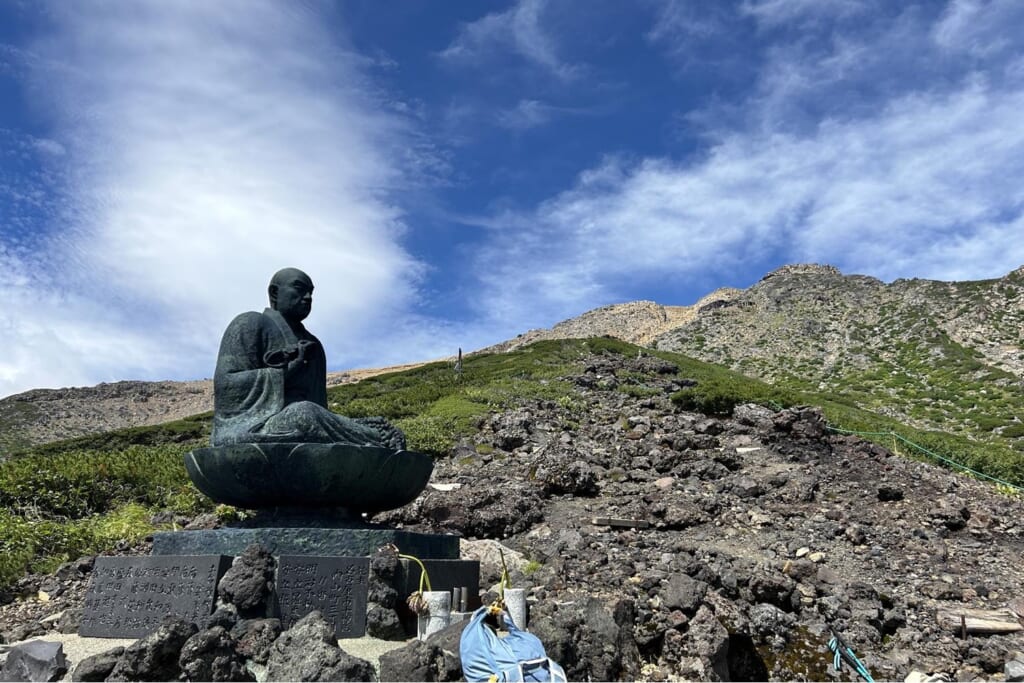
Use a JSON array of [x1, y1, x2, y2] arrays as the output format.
[[654, 264, 1024, 444], [2, 350, 1023, 681], [484, 264, 1024, 454], [479, 291, 740, 355]]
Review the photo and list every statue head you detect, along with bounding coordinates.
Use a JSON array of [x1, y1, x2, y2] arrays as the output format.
[[269, 267, 314, 323]]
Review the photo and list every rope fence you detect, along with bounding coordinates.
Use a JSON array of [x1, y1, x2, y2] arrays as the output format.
[[826, 425, 1023, 493], [763, 399, 1023, 494]]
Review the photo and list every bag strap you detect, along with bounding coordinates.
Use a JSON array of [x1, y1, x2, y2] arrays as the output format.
[[509, 657, 566, 683]]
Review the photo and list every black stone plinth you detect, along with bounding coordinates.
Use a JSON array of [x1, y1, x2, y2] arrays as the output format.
[[152, 527, 460, 560], [397, 559, 481, 609]]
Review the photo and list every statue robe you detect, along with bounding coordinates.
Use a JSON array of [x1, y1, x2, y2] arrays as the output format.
[[212, 308, 399, 448]]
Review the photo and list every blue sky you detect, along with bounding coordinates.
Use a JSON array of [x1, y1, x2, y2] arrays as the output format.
[[1, 0, 1023, 397]]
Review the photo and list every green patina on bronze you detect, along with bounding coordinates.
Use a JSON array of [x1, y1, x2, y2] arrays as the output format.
[[185, 268, 430, 512]]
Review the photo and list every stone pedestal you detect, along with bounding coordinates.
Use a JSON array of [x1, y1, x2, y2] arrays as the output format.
[[152, 526, 459, 560], [85, 527, 480, 639]]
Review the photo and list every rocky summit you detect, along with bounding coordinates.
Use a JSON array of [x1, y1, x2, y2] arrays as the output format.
[[2, 349, 1023, 681]]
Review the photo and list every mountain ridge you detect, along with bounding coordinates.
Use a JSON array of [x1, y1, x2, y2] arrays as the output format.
[[2, 263, 1022, 457]]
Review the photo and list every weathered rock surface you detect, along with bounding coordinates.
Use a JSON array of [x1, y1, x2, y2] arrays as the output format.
[[378, 351, 1024, 680], [231, 618, 281, 666], [70, 647, 123, 682], [0, 640, 67, 682], [217, 543, 275, 616], [178, 626, 252, 682], [365, 545, 405, 640], [378, 619, 464, 682], [265, 611, 375, 682], [106, 616, 197, 682]]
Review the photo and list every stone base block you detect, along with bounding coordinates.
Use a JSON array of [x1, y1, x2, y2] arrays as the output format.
[[152, 527, 459, 559], [396, 559, 481, 609], [395, 559, 481, 635]]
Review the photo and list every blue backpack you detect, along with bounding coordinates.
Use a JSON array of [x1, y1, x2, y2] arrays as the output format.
[[460, 606, 567, 682]]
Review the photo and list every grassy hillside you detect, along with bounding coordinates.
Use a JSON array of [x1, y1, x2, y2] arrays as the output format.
[[1, 338, 1020, 590], [657, 265, 1024, 460]]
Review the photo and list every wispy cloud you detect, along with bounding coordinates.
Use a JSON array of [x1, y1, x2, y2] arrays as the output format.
[[494, 98, 595, 130], [932, 0, 1024, 58], [0, 1, 443, 397], [438, 0, 580, 81], [470, 3, 1024, 328], [740, 0, 872, 29]]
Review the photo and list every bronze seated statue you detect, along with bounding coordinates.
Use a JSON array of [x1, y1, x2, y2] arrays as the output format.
[[183, 268, 432, 515]]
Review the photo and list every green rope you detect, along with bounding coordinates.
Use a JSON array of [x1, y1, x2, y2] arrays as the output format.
[[826, 425, 1023, 493]]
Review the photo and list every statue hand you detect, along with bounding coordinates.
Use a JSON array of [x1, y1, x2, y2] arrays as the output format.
[[263, 347, 299, 368], [285, 340, 317, 375]]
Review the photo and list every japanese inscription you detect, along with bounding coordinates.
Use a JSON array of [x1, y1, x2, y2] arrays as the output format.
[[274, 556, 369, 638], [80, 555, 230, 638]]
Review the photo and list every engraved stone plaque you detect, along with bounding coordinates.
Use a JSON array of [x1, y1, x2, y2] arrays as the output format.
[[80, 555, 230, 638], [275, 556, 370, 638]]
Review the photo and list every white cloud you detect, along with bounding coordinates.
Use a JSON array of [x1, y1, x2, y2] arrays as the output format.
[[472, 76, 1024, 327], [497, 99, 553, 130], [494, 98, 593, 130], [439, 0, 579, 81], [0, 1, 439, 397], [740, 0, 872, 28], [932, 0, 1024, 58]]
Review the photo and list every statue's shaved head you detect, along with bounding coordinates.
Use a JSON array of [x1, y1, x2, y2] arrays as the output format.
[[268, 268, 314, 322], [269, 267, 312, 291]]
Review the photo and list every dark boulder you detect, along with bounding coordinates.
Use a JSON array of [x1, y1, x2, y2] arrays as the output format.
[[378, 618, 464, 681], [217, 543, 275, 616], [3, 621, 45, 644], [231, 618, 281, 666], [71, 647, 124, 682], [106, 615, 197, 682], [57, 608, 83, 634], [1, 640, 68, 682], [366, 545, 405, 640], [530, 597, 640, 682], [747, 572, 796, 611], [205, 605, 240, 630], [390, 484, 544, 538], [541, 460, 599, 497], [178, 626, 252, 682], [265, 611, 375, 682], [660, 574, 708, 616]]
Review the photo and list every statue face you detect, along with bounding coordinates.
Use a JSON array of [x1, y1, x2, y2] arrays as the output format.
[[273, 275, 314, 322]]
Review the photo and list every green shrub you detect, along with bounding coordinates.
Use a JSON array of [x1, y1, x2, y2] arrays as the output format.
[[619, 384, 661, 398], [396, 415, 457, 456], [0, 444, 200, 519], [671, 375, 792, 416], [0, 502, 157, 587], [1000, 424, 1024, 438]]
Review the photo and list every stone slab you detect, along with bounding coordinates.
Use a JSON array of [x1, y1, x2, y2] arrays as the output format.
[[79, 555, 230, 638], [273, 556, 370, 638], [152, 527, 459, 559], [396, 559, 481, 610]]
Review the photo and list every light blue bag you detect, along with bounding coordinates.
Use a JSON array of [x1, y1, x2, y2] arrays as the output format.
[[460, 606, 567, 682]]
